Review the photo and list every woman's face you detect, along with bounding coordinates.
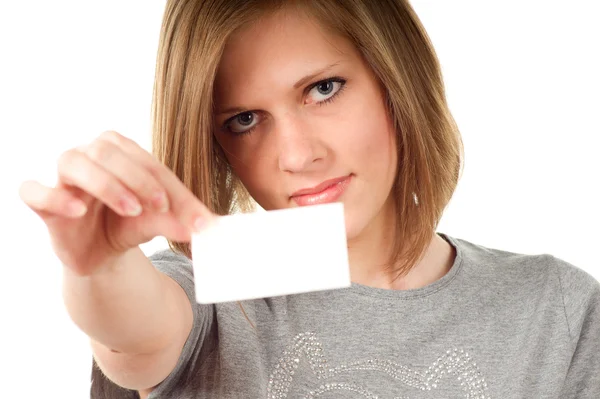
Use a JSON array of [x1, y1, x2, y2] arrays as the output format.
[[213, 10, 398, 240]]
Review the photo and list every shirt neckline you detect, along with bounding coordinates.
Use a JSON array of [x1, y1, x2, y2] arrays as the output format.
[[336, 232, 465, 300]]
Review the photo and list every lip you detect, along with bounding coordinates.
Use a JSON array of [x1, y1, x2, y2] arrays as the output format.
[[290, 175, 352, 206]]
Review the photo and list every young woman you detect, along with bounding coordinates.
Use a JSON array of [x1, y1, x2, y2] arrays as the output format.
[[19, 0, 599, 398]]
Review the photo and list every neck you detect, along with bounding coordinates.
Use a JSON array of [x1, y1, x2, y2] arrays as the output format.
[[347, 199, 455, 291]]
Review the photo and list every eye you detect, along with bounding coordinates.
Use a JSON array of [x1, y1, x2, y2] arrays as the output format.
[[221, 77, 347, 136], [308, 78, 345, 104], [226, 112, 260, 135]]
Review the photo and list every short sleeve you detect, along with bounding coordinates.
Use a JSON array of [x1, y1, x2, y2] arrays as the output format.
[[146, 248, 215, 398], [555, 256, 600, 398]]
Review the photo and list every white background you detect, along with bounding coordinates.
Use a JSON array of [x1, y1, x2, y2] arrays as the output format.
[[1, 1, 598, 397]]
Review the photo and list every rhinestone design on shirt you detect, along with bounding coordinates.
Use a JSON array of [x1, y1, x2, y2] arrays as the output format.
[[266, 332, 491, 398]]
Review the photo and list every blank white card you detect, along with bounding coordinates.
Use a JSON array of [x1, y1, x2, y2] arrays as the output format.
[[191, 202, 351, 304]]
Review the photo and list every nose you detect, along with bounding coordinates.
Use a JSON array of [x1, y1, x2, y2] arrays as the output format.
[[276, 114, 324, 173]]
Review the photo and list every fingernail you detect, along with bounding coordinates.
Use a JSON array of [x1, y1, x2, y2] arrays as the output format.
[[152, 191, 169, 213], [120, 195, 142, 216], [67, 201, 87, 217]]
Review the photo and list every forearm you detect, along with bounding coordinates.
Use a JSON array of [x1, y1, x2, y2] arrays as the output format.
[[62, 246, 178, 355]]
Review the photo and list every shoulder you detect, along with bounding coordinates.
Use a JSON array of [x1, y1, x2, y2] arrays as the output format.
[[552, 255, 599, 299], [451, 235, 598, 309], [451, 236, 563, 288], [452, 235, 590, 283], [552, 255, 600, 344], [454, 235, 599, 342]]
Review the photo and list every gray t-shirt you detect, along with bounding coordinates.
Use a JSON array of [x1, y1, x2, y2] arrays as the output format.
[[144, 233, 600, 398]]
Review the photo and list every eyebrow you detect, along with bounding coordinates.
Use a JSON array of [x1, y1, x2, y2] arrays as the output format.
[[216, 61, 341, 116], [293, 61, 341, 89]]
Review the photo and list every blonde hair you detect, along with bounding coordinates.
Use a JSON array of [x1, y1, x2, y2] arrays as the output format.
[[152, 0, 463, 280]]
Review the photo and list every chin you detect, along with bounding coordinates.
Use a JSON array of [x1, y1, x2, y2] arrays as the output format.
[[342, 211, 364, 242]]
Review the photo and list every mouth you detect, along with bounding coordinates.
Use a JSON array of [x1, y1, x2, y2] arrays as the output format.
[[290, 175, 352, 206]]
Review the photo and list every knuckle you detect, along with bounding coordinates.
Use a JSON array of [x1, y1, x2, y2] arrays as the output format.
[[57, 148, 78, 171], [99, 130, 122, 142], [145, 162, 162, 179], [143, 177, 163, 197], [86, 139, 114, 164], [129, 175, 156, 197], [178, 195, 202, 216], [168, 194, 186, 215], [99, 130, 136, 149], [94, 176, 115, 197]]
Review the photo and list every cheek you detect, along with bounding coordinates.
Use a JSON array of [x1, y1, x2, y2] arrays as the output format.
[[217, 136, 277, 204], [371, 118, 396, 164], [217, 133, 263, 174], [228, 152, 265, 189], [335, 103, 396, 168]]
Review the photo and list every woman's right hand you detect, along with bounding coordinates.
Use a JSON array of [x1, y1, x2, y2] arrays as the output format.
[[18, 130, 213, 276]]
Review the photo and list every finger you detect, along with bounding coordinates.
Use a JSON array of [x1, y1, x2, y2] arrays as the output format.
[[19, 180, 88, 218], [97, 131, 214, 230], [81, 139, 169, 213], [57, 149, 143, 218]]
